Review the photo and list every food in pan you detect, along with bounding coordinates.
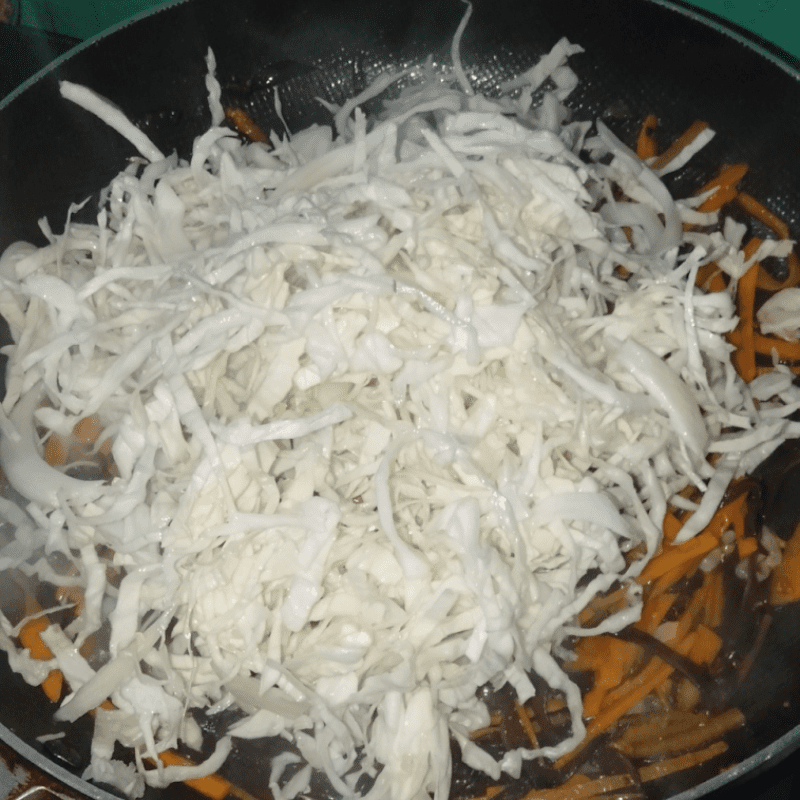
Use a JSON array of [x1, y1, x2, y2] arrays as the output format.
[[0, 14, 799, 800]]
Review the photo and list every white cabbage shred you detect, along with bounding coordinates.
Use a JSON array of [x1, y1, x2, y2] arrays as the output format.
[[0, 26, 799, 800]]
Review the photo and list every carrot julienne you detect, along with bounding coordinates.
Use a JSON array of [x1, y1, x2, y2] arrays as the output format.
[[695, 163, 748, 212], [638, 741, 729, 783], [771, 520, 800, 605], [224, 107, 269, 143], [636, 114, 659, 160], [651, 120, 709, 172]]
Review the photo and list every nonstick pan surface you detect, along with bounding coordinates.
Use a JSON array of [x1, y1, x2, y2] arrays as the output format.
[[1, 1, 800, 799]]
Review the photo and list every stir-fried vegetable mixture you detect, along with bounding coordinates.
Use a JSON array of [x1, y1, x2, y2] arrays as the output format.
[[0, 15, 799, 800]]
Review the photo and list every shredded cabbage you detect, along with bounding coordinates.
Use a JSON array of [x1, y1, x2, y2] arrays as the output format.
[[0, 23, 799, 800]]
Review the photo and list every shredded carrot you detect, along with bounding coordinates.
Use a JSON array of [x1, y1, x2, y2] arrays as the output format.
[[703, 569, 724, 629], [554, 633, 697, 769], [688, 624, 722, 665], [515, 700, 539, 748], [675, 677, 701, 712], [771, 521, 800, 604], [613, 710, 699, 748], [736, 535, 758, 559], [737, 192, 791, 239], [646, 489, 755, 586], [729, 325, 800, 363], [648, 561, 692, 600], [756, 249, 800, 293], [521, 773, 633, 800], [224, 107, 269, 143], [662, 511, 684, 544], [671, 583, 708, 645], [469, 724, 500, 740], [635, 592, 675, 635], [18, 616, 63, 702], [636, 114, 659, 160], [603, 629, 698, 714], [545, 697, 567, 713], [696, 163, 748, 212], [638, 740, 728, 783], [157, 751, 234, 800], [651, 120, 709, 172], [717, 491, 758, 560], [18, 615, 52, 661], [616, 708, 743, 759], [72, 414, 103, 444], [727, 236, 763, 383], [578, 636, 639, 718], [577, 585, 627, 626], [696, 164, 746, 209], [55, 585, 85, 616], [694, 262, 727, 293], [637, 531, 718, 583], [43, 433, 68, 466]]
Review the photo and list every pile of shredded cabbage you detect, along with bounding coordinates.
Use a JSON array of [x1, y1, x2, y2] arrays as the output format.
[[0, 28, 799, 800]]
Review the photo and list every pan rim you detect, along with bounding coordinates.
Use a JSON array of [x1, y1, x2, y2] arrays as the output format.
[[1, 1, 799, 799]]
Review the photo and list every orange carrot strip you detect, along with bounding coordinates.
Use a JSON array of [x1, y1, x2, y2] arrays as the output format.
[[720, 492, 758, 559], [638, 740, 728, 783], [72, 414, 103, 444], [652, 120, 709, 172], [671, 583, 708, 645], [703, 569, 724, 629], [648, 562, 690, 599], [55, 585, 85, 616], [18, 616, 63, 702], [637, 531, 718, 583], [728, 327, 800, 363], [555, 634, 697, 769], [662, 511, 684, 544], [771, 521, 800, 604], [647, 474, 756, 586], [545, 697, 567, 713], [737, 192, 791, 239], [224, 107, 269, 143], [39, 670, 63, 703], [43, 434, 68, 466], [700, 184, 739, 212], [756, 249, 800, 292], [580, 637, 639, 718], [469, 724, 500, 741], [636, 114, 659, 160], [736, 536, 758, 559], [18, 616, 52, 660], [157, 751, 233, 800], [577, 585, 628, 626], [688, 624, 722, 665], [730, 237, 764, 383], [521, 773, 632, 800], [635, 592, 675, 635], [613, 710, 702, 748], [515, 700, 539, 749], [695, 262, 727, 293], [620, 708, 743, 759], [696, 163, 748, 212]]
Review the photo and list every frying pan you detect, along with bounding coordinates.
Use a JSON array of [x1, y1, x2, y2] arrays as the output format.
[[1, 0, 800, 798]]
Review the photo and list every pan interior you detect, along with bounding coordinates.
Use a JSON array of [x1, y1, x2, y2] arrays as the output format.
[[0, 2, 799, 799]]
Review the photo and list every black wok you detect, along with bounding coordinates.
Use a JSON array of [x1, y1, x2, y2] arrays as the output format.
[[1, 1, 800, 799]]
